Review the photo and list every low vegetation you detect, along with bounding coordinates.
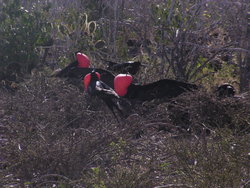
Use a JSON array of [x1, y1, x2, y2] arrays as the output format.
[[0, 75, 249, 187], [0, 0, 249, 187]]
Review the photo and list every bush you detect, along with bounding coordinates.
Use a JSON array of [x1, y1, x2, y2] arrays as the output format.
[[0, 74, 129, 186], [1, 75, 249, 187], [0, 0, 52, 81]]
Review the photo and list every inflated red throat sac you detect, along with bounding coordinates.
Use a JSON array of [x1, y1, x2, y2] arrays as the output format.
[[83, 72, 101, 91], [114, 74, 133, 96], [76, 52, 90, 68]]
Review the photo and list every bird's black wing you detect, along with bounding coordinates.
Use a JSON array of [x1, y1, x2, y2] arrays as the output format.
[[95, 81, 120, 99], [94, 80, 123, 122], [101, 59, 118, 69], [55, 67, 115, 89], [53, 61, 78, 77], [106, 61, 142, 75], [126, 79, 198, 100], [95, 68, 115, 89]]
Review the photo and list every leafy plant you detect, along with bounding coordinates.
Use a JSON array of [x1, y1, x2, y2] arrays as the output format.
[[0, 0, 52, 81]]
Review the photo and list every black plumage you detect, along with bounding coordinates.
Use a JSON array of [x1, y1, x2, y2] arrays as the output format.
[[53, 61, 115, 89], [124, 79, 198, 101], [103, 60, 143, 75], [85, 71, 123, 122], [216, 83, 235, 97], [52, 61, 78, 78]]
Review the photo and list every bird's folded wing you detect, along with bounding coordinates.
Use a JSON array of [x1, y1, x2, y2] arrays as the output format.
[[95, 83, 120, 98]]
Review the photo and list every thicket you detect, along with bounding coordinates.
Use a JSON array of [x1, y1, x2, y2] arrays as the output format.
[[1, 0, 249, 90], [0, 75, 249, 187], [0, 0, 250, 187], [0, 0, 52, 81]]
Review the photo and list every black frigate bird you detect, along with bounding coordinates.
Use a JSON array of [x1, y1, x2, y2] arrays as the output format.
[[102, 60, 145, 75], [216, 83, 235, 97], [84, 70, 124, 122], [114, 74, 198, 101], [53, 52, 115, 89]]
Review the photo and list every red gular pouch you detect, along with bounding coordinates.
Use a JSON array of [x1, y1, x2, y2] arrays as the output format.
[[83, 72, 101, 92], [114, 74, 133, 96], [76, 52, 90, 68]]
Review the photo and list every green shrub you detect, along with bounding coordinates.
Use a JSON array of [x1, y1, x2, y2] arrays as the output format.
[[0, 0, 52, 81]]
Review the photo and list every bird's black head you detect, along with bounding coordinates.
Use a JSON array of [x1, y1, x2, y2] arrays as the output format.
[[84, 70, 101, 94], [90, 70, 100, 82], [217, 83, 235, 97]]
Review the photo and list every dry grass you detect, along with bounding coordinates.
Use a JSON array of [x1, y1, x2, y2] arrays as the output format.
[[0, 74, 249, 187]]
